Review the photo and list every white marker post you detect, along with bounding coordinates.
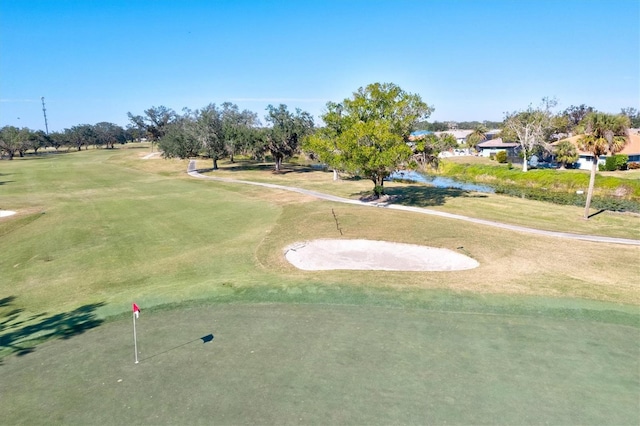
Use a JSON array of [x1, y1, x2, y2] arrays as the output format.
[[132, 303, 140, 364]]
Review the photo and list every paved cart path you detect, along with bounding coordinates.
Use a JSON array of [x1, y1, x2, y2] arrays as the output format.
[[188, 161, 640, 246]]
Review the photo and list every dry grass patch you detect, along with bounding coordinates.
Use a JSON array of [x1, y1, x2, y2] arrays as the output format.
[[255, 201, 640, 304], [106, 151, 639, 304]]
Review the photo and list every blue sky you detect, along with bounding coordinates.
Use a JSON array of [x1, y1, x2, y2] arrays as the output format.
[[1, 0, 638, 131]]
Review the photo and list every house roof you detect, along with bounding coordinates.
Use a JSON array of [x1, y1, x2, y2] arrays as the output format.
[[434, 130, 473, 139], [408, 130, 434, 141], [553, 129, 640, 156], [477, 138, 519, 149]]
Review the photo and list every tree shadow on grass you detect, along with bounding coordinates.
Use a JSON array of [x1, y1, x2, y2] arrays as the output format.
[[217, 161, 274, 172], [7, 152, 69, 160], [214, 160, 328, 175], [120, 145, 148, 150], [0, 296, 105, 362], [0, 172, 13, 186], [354, 184, 489, 208]]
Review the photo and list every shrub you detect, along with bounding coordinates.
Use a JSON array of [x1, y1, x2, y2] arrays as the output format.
[[494, 186, 640, 213], [440, 159, 640, 203], [604, 154, 629, 171], [628, 162, 640, 170], [615, 154, 629, 170], [495, 151, 508, 163]]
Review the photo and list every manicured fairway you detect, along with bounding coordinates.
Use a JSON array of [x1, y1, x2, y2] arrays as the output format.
[[1, 301, 638, 425], [1, 147, 639, 425]]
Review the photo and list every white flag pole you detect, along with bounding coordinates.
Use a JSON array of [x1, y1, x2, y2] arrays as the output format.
[[133, 311, 139, 364]]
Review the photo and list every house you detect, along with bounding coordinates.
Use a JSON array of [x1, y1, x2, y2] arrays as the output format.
[[434, 129, 473, 145], [625, 130, 640, 163], [553, 129, 640, 170], [485, 129, 502, 140], [476, 138, 520, 158]]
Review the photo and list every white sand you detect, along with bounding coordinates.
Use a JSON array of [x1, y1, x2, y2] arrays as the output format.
[[284, 239, 479, 271], [0, 210, 16, 218]]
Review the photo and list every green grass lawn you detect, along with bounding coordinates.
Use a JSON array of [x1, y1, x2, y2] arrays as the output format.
[[197, 157, 640, 240], [1, 300, 638, 425], [1, 147, 639, 425]]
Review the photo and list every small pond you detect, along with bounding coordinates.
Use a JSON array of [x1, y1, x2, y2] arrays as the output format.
[[389, 171, 495, 193]]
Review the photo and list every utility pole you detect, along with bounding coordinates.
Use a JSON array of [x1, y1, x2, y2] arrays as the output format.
[[41, 97, 49, 134]]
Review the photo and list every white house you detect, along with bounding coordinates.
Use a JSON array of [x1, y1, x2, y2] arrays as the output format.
[[554, 129, 640, 170], [434, 130, 473, 145], [476, 138, 520, 158]]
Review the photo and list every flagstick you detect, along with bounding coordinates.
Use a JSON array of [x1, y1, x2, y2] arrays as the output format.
[[133, 312, 139, 364]]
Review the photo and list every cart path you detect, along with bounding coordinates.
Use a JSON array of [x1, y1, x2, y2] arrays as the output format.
[[187, 160, 640, 246]]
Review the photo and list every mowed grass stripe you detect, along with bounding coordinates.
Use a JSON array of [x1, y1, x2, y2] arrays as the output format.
[[1, 149, 280, 317]]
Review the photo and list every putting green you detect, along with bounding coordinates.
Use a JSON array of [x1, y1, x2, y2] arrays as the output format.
[[1, 302, 637, 425]]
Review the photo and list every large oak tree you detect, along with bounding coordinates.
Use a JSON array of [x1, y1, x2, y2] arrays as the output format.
[[127, 106, 177, 150], [184, 104, 225, 169], [303, 82, 432, 196], [0, 126, 31, 159], [157, 118, 201, 160], [66, 124, 97, 151], [93, 122, 126, 149], [264, 104, 314, 172], [221, 102, 260, 163]]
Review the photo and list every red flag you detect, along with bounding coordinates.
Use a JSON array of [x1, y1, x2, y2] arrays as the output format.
[[133, 303, 140, 319]]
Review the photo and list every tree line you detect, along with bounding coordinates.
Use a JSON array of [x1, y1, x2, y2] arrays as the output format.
[[0, 122, 133, 159], [417, 106, 640, 133], [2, 97, 637, 168], [130, 103, 314, 172], [1, 83, 637, 219], [129, 84, 458, 197]]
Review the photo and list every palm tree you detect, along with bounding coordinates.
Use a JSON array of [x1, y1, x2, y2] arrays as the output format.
[[577, 113, 630, 219], [554, 140, 578, 169], [465, 124, 487, 152]]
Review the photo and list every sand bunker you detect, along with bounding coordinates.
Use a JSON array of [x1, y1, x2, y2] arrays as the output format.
[[285, 239, 479, 271], [0, 210, 16, 218]]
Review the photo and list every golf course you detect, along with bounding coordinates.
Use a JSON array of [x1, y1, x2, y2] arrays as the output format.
[[1, 145, 639, 425]]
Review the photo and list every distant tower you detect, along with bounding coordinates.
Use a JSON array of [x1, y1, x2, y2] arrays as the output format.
[[41, 97, 49, 134]]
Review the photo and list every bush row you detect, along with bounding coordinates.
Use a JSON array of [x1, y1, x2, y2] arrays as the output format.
[[494, 185, 640, 213], [441, 162, 640, 199]]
